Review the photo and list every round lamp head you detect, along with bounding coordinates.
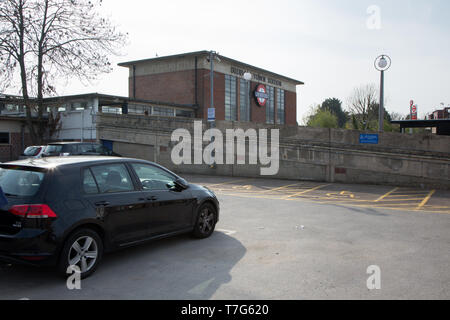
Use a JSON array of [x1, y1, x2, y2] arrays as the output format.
[[378, 57, 388, 69], [375, 54, 391, 71], [243, 72, 252, 81]]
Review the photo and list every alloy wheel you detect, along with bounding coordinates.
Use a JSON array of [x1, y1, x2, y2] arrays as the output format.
[[68, 236, 98, 274], [199, 208, 215, 235]]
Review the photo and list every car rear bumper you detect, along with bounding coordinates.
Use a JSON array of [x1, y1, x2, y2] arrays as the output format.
[[0, 229, 58, 266]]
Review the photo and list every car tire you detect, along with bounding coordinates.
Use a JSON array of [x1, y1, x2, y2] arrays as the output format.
[[192, 203, 217, 239], [58, 228, 103, 279]]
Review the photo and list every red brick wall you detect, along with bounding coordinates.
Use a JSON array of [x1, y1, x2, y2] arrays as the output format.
[[131, 70, 196, 106], [200, 71, 226, 121], [0, 145, 12, 162], [250, 81, 267, 123], [0, 132, 32, 162], [285, 90, 298, 126]]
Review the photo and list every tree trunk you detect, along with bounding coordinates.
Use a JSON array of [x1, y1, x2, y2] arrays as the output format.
[[17, 0, 38, 145]]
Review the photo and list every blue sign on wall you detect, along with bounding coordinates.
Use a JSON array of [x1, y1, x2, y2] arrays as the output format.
[[360, 134, 379, 144], [101, 140, 114, 151]]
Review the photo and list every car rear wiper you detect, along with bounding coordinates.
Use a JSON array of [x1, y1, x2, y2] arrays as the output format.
[[4, 193, 19, 197]]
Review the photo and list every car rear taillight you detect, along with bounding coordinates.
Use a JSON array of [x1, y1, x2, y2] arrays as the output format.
[[34, 147, 42, 156], [9, 205, 58, 219]]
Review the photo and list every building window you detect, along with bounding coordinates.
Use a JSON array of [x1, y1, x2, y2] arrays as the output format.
[[0, 132, 10, 144], [276, 88, 285, 125], [153, 107, 175, 117], [128, 104, 150, 115], [176, 109, 194, 118], [239, 79, 250, 122], [1, 103, 23, 114], [266, 86, 275, 124], [70, 102, 88, 111], [225, 75, 237, 121], [102, 106, 122, 114]]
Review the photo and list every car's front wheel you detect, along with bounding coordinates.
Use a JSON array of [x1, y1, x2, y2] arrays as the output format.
[[192, 203, 217, 239], [58, 228, 103, 279]]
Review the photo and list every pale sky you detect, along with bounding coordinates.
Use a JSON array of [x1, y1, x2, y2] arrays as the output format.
[[56, 0, 450, 124]]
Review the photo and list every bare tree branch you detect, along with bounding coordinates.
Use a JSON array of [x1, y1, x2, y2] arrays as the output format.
[[346, 84, 378, 131], [0, 0, 128, 144]]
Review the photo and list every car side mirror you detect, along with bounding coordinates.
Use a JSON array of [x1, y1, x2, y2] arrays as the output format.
[[174, 178, 189, 190]]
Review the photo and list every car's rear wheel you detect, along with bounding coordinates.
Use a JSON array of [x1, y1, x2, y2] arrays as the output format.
[[192, 203, 217, 239], [58, 228, 103, 279]]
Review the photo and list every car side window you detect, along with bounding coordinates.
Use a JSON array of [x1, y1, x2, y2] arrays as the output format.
[[93, 144, 102, 152], [64, 145, 77, 154], [90, 164, 135, 194], [79, 144, 94, 153], [83, 169, 99, 194], [131, 163, 176, 191], [93, 144, 110, 155], [101, 146, 112, 155]]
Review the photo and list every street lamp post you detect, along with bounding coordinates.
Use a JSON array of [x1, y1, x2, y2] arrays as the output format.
[[209, 51, 215, 126], [207, 51, 221, 167], [374, 55, 391, 132], [208, 51, 221, 128], [243, 72, 252, 121]]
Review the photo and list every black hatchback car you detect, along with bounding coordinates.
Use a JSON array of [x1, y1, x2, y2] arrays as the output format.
[[0, 157, 219, 278]]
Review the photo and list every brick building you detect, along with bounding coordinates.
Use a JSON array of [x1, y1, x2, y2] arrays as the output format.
[[434, 108, 449, 120], [0, 116, 34, 162], [119, 51, 304, 126]]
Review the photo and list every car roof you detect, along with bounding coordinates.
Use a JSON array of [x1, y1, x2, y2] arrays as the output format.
[[48, 142, 99, 145], [2, 156, 151, 170]]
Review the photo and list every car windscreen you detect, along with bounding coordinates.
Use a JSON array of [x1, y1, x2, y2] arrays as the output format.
[[0, 167, 46, 197], [23, 146, 42, 156]]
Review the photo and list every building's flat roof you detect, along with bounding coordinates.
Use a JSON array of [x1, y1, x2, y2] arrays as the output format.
[[44, 93, 198, 109], [118, 50, 305, 85], [0, 115, 46, 122], [1, 93, 198, 110], [391, 120, 450, 128]]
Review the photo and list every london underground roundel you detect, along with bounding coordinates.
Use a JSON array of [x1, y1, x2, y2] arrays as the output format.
[[254, 84, 269, 107]]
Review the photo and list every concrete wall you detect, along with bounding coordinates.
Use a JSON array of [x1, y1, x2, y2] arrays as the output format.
[[56, 109, 96, 142], [97, 114, 450, 190], [51, 98, 98, 142]]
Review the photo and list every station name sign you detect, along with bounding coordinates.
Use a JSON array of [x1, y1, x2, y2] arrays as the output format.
[[360, 134, 379, 145], [254, 84, 269, 107], [231, 67, 283, 87]]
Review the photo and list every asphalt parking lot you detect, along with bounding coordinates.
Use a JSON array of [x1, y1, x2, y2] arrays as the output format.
[[191, 175, 450, 215], [1, 175, 449, 300]]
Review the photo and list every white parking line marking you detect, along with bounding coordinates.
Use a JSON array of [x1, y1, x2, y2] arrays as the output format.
[[207, 179, 250, 188], [216, 229, 237, 235], [188, 278, 216, 295]]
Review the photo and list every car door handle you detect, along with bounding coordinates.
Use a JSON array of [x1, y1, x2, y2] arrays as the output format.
[[147, 196, 158, 202], [95, 201, 110, 207]]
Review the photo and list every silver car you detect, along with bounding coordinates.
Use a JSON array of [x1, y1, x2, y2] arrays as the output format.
[[19, 146, 47, 160]]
